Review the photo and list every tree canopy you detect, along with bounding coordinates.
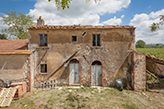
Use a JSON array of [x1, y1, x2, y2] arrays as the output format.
[[48, 0, 100, 10], [0, 34, 7, 39], [149, 15, 164, 32], [1, 9, 36, 39], [136, 40, 146, 48]]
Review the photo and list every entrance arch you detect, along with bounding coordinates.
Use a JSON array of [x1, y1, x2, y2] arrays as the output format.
[[91, 61, 102, 86], [69, 59, 79, 84]]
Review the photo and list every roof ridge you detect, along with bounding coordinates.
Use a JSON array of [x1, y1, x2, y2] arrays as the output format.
[[27, 24, 135, 30]]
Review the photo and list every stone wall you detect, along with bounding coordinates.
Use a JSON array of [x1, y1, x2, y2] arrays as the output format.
[[132, 52, 146, 91], [28, 28, 135, 87]]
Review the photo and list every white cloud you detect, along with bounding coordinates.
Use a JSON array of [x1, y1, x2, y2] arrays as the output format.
[[148, 5, 151, 8], [102, 16, 123, 25], [130, 9, 164, 44], [121, 15, 125, 18], [149, 9, 164, 19], [28, 0, 131, 25], [0, 17, 8, 34]]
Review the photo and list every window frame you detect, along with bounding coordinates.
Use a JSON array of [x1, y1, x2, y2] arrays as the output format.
[[40, 64, 47, 74], [92, 34, 101, 47], [72, 36, 77, 42], [71, 35, 78, 43], [39, 34, 48, 47]]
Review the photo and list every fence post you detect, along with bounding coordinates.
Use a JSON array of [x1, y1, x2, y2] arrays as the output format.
[[55, 79, 57, 88]]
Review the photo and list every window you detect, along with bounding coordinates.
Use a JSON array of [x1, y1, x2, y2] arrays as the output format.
[[41, 64, 47, 73], [72, 36, 77, 42], [92, 34, 101, 46], [39, 34, 47, 46]]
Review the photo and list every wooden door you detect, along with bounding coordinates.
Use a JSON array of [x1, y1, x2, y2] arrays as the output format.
[[92, 65, 102, 86], [69, 63, 79, 84]]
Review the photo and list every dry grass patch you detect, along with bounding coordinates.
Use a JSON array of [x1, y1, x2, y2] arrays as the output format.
[[1, 87, 164, 109]]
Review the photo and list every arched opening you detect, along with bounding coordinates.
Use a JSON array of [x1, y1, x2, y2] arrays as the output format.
[[70, 59, 79, 63], [69, 59, 79, 84], [91, 61, 102, 86], [92, 61, 102, 65]]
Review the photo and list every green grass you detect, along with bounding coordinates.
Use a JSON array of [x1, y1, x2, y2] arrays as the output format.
[[122, 103, 139, 109], [136, 48, 164, 59], [2, 87, 164, 109]]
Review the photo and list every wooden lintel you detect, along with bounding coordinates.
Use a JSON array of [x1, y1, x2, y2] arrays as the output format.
[[146, 70, 158, 80]]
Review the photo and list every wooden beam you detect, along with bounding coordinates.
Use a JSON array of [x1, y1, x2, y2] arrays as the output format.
[[155, 63, 162, 73], [146, 70, 158, 80], [146, 57, 164, 65], [47, 50, 78, 79]]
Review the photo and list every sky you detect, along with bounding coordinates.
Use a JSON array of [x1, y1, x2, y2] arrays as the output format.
[[0, 0, 164, 44]]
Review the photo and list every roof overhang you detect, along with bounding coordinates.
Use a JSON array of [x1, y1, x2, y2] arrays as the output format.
[[0, 50, 32, 55]]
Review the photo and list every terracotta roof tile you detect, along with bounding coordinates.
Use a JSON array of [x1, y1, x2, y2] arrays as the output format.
[[0, 39, 28, 51], [27, 25, 136, 30]]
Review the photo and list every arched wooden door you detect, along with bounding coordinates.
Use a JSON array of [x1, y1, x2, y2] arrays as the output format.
[[69, 59, 79, 84], [91, 61, 102, 86]]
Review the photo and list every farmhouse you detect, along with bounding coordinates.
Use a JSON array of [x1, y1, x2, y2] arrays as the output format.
[[0, 16, 149, 91]]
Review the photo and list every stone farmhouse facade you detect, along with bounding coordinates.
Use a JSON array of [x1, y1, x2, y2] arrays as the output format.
[[0, 16, 149, 91]]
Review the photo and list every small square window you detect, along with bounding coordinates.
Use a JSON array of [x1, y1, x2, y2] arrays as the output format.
[[72, 36, 77, 42], [41, 64, 47, 73]]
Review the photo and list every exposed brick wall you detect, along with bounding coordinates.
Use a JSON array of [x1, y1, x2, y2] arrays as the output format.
[[11, 82, 27, 98], [133, 52, 146, 91], [26, 55, 32, 92], [102, 67, 107, 87]]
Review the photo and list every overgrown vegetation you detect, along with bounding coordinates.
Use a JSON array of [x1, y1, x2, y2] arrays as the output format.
[[2, 87, 164, 109]]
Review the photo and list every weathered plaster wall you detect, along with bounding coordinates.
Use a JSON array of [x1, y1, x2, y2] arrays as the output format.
[[0, 54, 32, 91], [28, 28, 135, 87]]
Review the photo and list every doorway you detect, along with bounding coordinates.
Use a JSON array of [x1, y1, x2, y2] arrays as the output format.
[[69, 59, 79, 84], [91, 61, 102, 86]]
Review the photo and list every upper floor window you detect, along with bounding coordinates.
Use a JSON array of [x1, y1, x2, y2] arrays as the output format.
[[72, 36, 77, 42], [39, 34, 47, 46], [92, 34, 101, 46]]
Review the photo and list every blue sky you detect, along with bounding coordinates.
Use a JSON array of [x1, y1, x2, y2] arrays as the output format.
[[0, 0, 164, 44]]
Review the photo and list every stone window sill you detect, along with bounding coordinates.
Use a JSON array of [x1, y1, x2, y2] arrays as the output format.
[[40, 73, 47, 75], [91, 46, 102, 49], [37, 47, 49, 49]]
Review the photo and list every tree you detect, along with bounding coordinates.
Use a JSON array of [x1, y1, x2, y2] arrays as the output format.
[[149, 15, 164, 32], [136, 40, 146, 48], [155, 44, 162, 48], [0, 34, 7, 39], [1, 9, 36, 39], [48, 0, 101, 10]]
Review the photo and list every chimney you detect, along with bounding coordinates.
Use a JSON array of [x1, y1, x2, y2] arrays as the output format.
[[37, 16, 45, 26]]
